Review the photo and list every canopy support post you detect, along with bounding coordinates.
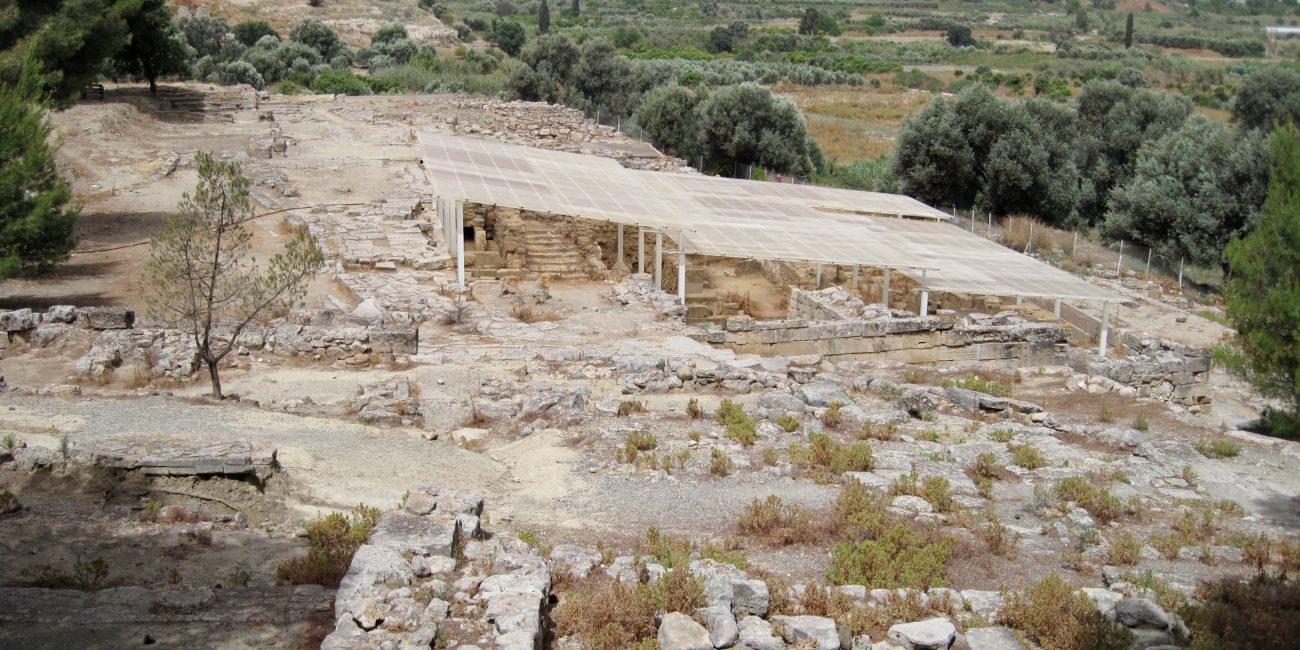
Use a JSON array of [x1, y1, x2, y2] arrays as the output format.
[[1054, 298, 1062, 318], [919, 269, 929, 316], [617, 224, 624, 263], [1099, 301, 1111, 356], [677, 251, 686, 305], [654, 231, 663, 289], [881, 268, 891, 306], [851, 265, 859, 288], [637, 228, 645, 274], [815, 264, 823, 289], [455, 200, 465, 287]]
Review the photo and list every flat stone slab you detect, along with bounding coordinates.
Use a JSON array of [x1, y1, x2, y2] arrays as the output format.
[[367, 512, 460, 557], [71, 435, 276, 481]]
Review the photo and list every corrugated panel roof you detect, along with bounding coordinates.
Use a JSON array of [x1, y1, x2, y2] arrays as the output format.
[[418, 131, 1117, 301]]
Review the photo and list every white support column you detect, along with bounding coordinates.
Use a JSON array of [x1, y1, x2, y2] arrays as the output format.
[[1098, 301, 1111, 356], [1054, 298, 1062, 318], [1015, 295, 1023, 306], [677, 251, 686, 305], [881, 268, 891, 306], [851, 265, 859, 288], [455, 200, 465, 287], [919, 270, 929, 316], [617, 224, 624, 263], [815, 264, 823, 288], [654, 231, 663, 289], [637, 228, 645, 274]]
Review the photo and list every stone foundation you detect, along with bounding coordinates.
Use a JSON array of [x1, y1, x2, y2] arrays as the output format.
[[694, 288, 1069, 368]]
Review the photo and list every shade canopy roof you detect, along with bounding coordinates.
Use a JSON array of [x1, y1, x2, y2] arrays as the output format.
[[418, 131, 1117, 302]]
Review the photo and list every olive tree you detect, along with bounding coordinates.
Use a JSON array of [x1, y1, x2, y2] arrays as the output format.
[[694, 83, 809, 175], [145, 152, 323, 398], [634, 84, 702, 160], [1102, 116, 1269, 267], [1232, 66, 1300, 133]]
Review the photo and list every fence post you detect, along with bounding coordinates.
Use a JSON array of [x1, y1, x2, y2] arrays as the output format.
[[987, 211, 992, 238], [1145, 248, 1152, 278], [1116, 240, 1125, 277], [1178, 258, 1185, 290], [1072, 231, 1078, 259], [1025, 222, 1034, 254]]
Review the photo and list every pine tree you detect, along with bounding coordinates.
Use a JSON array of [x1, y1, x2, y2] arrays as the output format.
[[1224, 122, 1300, 434], [1124, 12, 1134, 48], [570, 0, 580, 18], [0, 54, 79, 279], [145, 152, 324, 399]]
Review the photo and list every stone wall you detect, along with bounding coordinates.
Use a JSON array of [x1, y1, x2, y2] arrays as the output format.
[[0, 307, 417, 379], [695, 288, 1070, 368], [1068, 340, 1213, 408]]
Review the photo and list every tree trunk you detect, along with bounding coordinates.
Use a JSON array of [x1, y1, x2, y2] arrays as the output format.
[[149, 76, 157, 94], [207, 358, 223, 399]]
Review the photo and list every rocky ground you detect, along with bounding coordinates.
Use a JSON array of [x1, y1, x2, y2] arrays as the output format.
[[0, 86, 1296, 649]]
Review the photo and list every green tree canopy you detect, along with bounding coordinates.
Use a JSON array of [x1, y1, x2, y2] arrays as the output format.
[[634, 84, 702, 160], [232, 20, 279, 48], [0, 54, 79, 279], [290, 18, 349, 61], [1103, 115, 1269, 267], [695, 82, 809, 175], [111, 0, 192, 94], [1224, 122, 1300, 431], [1232, 66, 1300, 133], [1, 0, 133, 105], [488, 18, 525, 57]]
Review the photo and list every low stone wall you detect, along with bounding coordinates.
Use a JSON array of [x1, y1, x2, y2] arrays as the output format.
[[695, 289, 1069, 368], [1069, 342, 1213, 407], [0, 307, 417, 379]]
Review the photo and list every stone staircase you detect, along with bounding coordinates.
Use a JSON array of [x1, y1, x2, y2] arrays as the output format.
[[522, 221, 584, 276]]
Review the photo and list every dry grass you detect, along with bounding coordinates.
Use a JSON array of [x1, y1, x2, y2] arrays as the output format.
[[804, 119, 895, 162], [552, 570, 704, 650], [1002, 215, 1053, 254], [1001, 575, 1133, 650], [737, 495, 819, 546], [510, 303, 563, 323]]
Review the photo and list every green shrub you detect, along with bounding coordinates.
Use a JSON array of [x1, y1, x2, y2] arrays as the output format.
[[311, 69, 371, 95], [276, 505, 381, 586], [686, 397, 702, 419], [919, 475, 955, 513], [1107, 530, 1141, 565], [808, 433, 874, 474], [1053, 476, 1123, 523], [832, 478, 894, 540], [726, 418, 758, 446], [737, 495, 818, 546], [710, 448, 732, 476], [1194, 439, 1241, 459], [823, 401, 844, 429], [775, 414, 800, 432], [1010, 444, 1045, 470], [827, 524, 952, 589]]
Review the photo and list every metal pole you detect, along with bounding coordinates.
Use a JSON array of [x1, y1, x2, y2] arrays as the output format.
[[987, 211, 993, 238], [1145, 248, 1152, 278], [881, 268, 891, 306], [637, 228, 645, 274], [970, 208, 976, 232], [918, 270, 929, 314], [1054, 298, 1062, 318], [1025, 223, 1034, 254], [815, 264, 823, 288], [851, 265, 859, 288], [1072, 231, 1078, 258], [617, 223, 624, 264], [677, 251, 686, 305], [1098, 302, 1110, 356], [1178, 258, 1184, 289], [1116, 240, 1124, 277], [654, 231, 663, 289]]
